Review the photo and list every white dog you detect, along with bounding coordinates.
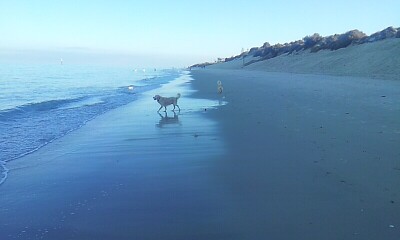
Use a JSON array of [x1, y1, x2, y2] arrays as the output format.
[[153, 93, 181, 112], [217, 80, 223, 94]]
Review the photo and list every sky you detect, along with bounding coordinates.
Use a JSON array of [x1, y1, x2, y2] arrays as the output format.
[[0, 0, 399, 68]]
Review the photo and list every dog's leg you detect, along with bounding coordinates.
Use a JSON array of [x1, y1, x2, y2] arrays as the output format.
[[176, 104, 180, 111], [164, 106, 167, 112], [158, 106, 163, 112]]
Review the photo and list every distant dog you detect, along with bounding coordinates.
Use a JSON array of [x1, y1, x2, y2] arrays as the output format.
[[217, 80, 223, 94], [153, 93, 181, 112]]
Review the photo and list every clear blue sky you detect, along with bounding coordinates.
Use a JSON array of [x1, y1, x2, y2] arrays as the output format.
[[0, 0, 398, 68]]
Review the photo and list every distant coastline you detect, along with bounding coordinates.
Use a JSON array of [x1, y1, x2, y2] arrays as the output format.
[[191, 26, 400, 80]]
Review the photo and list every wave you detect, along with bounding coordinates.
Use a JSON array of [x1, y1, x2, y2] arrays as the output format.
[[0, 109, 102, 163], [0, 98, 85, 120], [60, 96, 105, 109], [0, 83, 164, 164]]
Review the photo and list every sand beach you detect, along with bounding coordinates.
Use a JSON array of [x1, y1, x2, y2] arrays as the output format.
[[1, 40, 400, 239], [190, 68, 400, 239]]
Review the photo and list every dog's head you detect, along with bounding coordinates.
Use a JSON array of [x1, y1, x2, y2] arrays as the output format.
[[153, 95, 161, 101], [217, 80, 222, 86]]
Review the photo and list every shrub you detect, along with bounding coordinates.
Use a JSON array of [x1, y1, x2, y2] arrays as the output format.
[[248, 47, 259, 55], [216, 26, 398, 67], [287, 40, 304, 54], [329, 30, 367, 50], [262, 42, 271, 48], [367, 26, 397, 42], [303, 33, 323, 49]]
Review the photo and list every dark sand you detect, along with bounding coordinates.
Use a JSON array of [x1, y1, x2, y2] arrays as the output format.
[[1, 69, 399, 239]]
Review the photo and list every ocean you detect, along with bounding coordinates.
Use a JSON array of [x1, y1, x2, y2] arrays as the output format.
[[0, 64, 182, 184]]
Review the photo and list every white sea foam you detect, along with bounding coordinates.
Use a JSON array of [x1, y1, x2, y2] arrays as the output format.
[[59, 96, 105, 109]]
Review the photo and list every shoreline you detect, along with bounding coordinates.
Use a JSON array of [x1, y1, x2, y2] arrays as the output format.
[[0, 66, 181, 168], [1, 71, 224, 180], [0, 71, 232, 239], [0, 69, 183, 185]]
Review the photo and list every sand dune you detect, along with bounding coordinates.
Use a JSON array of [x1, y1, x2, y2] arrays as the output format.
[[209, 38, 400, 80]]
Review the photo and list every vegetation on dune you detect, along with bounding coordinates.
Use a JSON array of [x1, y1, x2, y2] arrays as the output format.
[[190, 26, 399, 68]]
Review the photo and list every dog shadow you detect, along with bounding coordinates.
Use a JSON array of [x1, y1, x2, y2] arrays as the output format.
[[156, 112, 181, 128]]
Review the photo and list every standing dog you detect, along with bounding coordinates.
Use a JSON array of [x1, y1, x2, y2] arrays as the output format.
[[153, 93, 181, 112], [217, 80, 223, 94]]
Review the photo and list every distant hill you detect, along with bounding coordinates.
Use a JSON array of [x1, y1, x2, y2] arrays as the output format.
[[191, 26, 400, 80]]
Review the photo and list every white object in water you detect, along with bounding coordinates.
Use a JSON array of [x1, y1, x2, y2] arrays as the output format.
[[142, 68, 146, 72], [128, 86, 134, 90], [389, 225, 395, 228], [60, 58, 63, 65]]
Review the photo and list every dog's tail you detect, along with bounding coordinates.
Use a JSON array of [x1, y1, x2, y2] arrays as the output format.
[[176, 93, 181, 99]]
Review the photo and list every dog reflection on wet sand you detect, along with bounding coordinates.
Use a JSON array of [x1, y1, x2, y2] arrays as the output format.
[[156, 112, 181, 128]]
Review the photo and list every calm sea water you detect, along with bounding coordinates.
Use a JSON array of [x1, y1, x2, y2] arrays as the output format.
[[0, 64, 181, 184]]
